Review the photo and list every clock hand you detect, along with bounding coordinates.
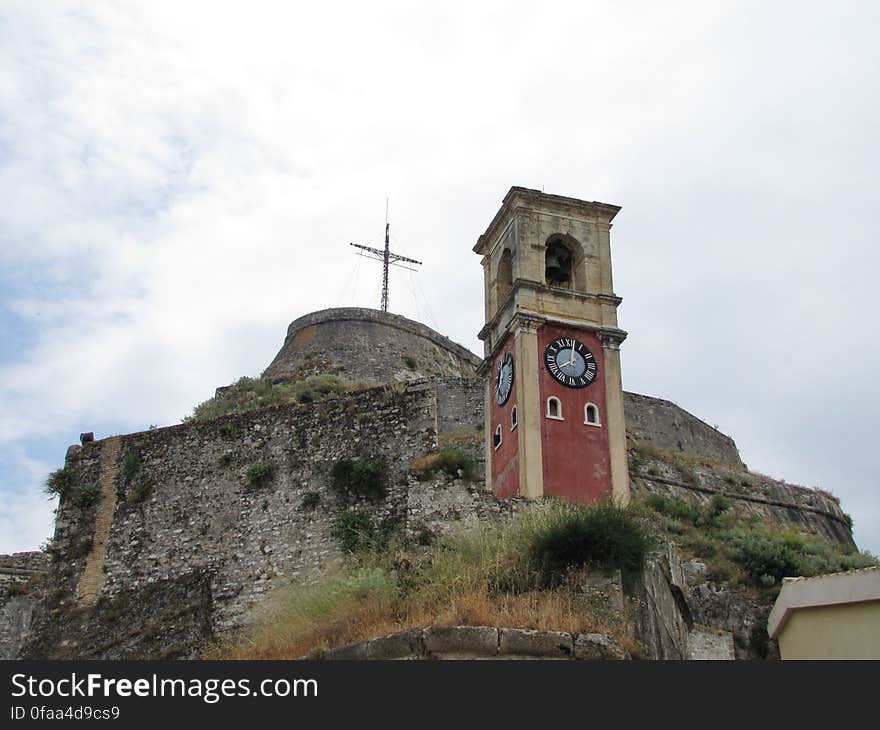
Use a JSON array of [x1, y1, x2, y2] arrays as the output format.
[[568, 348, 576, 368]]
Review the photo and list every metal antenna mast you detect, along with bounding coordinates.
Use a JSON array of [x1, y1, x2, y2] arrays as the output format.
[[350, 199, 422, 313]]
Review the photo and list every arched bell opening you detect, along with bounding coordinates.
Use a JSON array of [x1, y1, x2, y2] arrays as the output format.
[[496, 248, 513, 304]]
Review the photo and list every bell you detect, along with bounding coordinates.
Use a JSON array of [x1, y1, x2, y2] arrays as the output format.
[[546, 251, 570, 283]]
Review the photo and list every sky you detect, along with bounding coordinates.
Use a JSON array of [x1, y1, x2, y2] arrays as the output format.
[[1, 1, 878, 555]]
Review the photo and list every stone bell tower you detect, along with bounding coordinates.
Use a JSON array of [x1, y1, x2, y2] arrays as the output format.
[[474, 186, 629, 505]]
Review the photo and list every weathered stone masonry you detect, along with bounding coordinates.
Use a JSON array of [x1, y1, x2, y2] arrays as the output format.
[[0, 552, 49, 660], [25, 382, 520, 658], [94, 385, 434, 633], [19, 352, 855, 659], [263, 308, 481, 385]]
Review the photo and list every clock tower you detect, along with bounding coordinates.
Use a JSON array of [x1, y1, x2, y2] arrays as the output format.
[[475, 187, 629, 505]]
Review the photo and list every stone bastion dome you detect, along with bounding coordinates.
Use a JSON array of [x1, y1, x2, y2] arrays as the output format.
[[262, 307, 482, 385]]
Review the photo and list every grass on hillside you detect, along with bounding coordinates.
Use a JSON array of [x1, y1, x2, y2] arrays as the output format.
[[640, 492, 878, 588], [410, 446, 477, 482], [184, 375, 370, 423], [213, 501, 652, 659], [628, 437, 746, 475]]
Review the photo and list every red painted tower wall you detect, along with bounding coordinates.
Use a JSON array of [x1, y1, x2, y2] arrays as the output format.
[[489, 335, 519, 499], [537, 324, 612, 503]]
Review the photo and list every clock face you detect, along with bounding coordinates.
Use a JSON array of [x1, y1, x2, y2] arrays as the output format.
[[544, 337, 598, 388], [495, 352, 514, 406]]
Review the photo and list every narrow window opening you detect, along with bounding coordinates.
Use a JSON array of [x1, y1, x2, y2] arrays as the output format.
[[546, 397, 563, 420], [584, 403, 601, 426], [494, 425, 503, 449], [510, 406, 518, 430], [497, 248, 513, 304]]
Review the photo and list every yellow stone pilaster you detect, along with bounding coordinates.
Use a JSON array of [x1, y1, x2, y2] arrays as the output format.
[[514, 317, 544, 499], [601, 336, 630, 505]]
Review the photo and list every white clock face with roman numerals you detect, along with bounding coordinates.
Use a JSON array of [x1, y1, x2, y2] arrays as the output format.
[[543, 337, 598, 388], [495, 352, 514, 405]]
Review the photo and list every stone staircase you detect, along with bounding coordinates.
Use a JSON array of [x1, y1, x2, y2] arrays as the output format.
[[75, 436, 121, 607]]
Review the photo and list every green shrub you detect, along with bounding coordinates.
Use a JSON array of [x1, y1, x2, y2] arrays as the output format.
[[727, 530, 801, 583], [6, 582, 23, 597], [795, 537, 878, 576], [45, 467, 75, 498], [301, 491, 321, 510], [126, 480, 152, 504], [680, 531, 718, 559], [219, 422, 238, 439], [629, 450, 644, 472], [700, 494, 733, 527], [246, 463, 276, 489], [708, 494, 731, 516], [331, 511, 376, 553], [402, 354, 417, 370], [436, 447, 475, 480], [524, 502, 651, 588], [663, 517, 687, 535], [644, 493, 702, 525], [678, 465, 698, 485], [411, 446, 476, 482], [72, 484, 101, 509], [122, 450, 140, 482], [184, 375, 353, 423], [330, 459, 387, 500]]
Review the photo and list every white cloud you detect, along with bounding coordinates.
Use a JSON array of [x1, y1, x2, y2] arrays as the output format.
[[0, 447, 56, 553], [1, 1, 878, 552]]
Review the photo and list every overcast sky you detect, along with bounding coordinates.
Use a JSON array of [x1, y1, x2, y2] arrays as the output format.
[[1, 1, 878, 555]]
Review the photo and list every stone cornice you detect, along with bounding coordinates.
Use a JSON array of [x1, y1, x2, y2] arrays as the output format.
[[481, 306, 628, 357], [474, 186, 622, 255], [477, 278, 623, 342], [283, 307, 481, 368]]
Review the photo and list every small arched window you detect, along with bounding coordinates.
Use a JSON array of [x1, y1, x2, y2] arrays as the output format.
[[494, 425, 503, 449], [510, 406, 518, 430], [497, 248, 513, 304], [584, 403, 601, 426], [546, 397, 563, 420]]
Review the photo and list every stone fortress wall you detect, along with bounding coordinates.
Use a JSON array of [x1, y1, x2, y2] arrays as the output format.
[[0, 552, 48, 659], [22, 381, 519, 659], [17, 309, 856, 659], [22, 376, 853, 659], [623, 391, 742, 468], [262, 308, 481, 385]]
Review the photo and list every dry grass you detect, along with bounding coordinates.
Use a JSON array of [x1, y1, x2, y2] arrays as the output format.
[[438, 429, 483, 447], [409, 445, 476, 481], [216, 583, 633, 660], [409, 453, 440, 475], [214, 502, 647, 660], [628, 438, 745, 474]]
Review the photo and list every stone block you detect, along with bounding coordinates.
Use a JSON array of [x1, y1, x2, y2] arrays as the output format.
[[682, 559, 708, 586], [688, 626, 735, 660], [322, 640, 370, 660], [573, 633, 630, 660], [424, 625, 498, 658], [498, 628, 574, 659], [365, 629, 425, 659]]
